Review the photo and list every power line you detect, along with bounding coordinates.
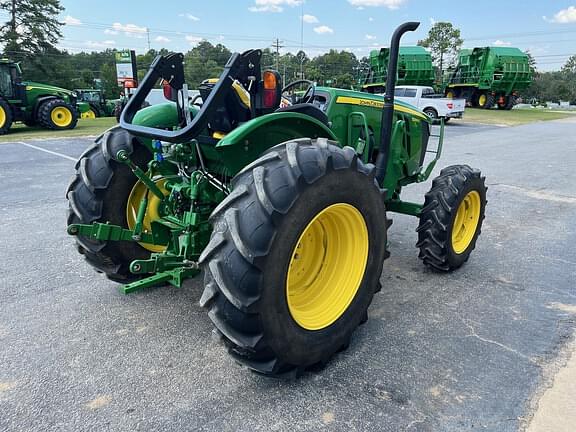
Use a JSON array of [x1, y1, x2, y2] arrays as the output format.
[[272, 38, 284, 70]]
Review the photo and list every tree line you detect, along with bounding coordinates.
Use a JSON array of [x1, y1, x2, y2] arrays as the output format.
[[1, 1, 574, 104]]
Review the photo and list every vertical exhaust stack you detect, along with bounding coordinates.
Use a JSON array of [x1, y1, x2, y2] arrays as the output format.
[[374, 21, 420, 184]]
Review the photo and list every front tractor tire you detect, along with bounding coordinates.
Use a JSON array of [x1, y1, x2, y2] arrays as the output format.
[[199, 138, 388, 376], [38, 99, 79, 130], [66, 127, 153, 282], [416, 165, 487, 271], [0, 98, 14, 135]]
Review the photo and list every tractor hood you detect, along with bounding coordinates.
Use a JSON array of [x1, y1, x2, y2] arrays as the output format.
[[22, 81, 77, 98]]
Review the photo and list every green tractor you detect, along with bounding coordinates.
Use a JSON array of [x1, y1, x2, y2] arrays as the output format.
[[0, 59, 89, 134], [67, 23, 487, 376], [75, 89, 117, 118]]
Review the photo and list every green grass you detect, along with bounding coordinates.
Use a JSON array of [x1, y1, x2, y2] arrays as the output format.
[[0, 117, 117, 143], [462, 108, 575, 126]]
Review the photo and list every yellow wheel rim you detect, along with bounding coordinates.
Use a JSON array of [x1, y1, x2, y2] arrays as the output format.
[[286, 203, 369, 330], [451, 191, 481, 254], [51, 106, 73, 127], [446, 91, 454, 99], [478, 94, 487, 107], [81, 109, 96, 119], [126, 178, 168, 253], [0, 106, 5, 128]]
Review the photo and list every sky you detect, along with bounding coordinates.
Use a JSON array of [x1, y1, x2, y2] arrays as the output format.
[[54, 0, 576, 71]]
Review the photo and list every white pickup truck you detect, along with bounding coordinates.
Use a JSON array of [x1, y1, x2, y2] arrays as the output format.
[[394, 86, 465, 122]]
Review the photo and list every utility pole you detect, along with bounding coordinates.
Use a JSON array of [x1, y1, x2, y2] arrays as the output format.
[[146, 28, 151, 51], [272, 38, 284, 71]]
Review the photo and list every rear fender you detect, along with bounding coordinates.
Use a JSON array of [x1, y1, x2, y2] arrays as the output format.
[[216, 112, 337, 175]]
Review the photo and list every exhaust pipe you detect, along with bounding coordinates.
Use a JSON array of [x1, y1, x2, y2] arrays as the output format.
[[374, 21, 420, 184]]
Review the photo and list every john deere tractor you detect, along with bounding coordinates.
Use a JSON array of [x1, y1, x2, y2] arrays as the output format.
[[0, 59, 88, 134], [67, 23, 487, 376], [75, 89, 117, 118]]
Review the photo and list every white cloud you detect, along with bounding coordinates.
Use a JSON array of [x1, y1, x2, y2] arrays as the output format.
[[112, 22, 147, 39], [368, 17, 374, 21], [86, 40, 116, 49], [186, 35, 203, 45], [179, 13, 200, 21], [104, 28, 118, 35], [314, 25, 334, 34], [155, 36, 171, 43], [544, 6, 576, 23], [302, 14, 319, 23], [63, 15, 81, 26], [348, 0, 406, 9], [249, 0, 302, 13], [429, 17, 436, 26], [493, 40, 511, 46], [365, 34, 376, 40]]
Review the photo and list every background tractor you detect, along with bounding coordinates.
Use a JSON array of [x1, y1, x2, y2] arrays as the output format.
[[0, 59, 89, 134], [67, 22, 487, 377], [75, 89, 117, 118]]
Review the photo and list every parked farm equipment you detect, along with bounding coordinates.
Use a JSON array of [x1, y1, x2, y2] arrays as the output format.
[[67, 22, 487, 376], [0, 59, 89, 134], [361, 46, 435, 94], [444, 47, 533, 109]]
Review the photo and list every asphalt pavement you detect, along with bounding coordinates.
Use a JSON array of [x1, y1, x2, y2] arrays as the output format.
[[0, 118, 575, 431]]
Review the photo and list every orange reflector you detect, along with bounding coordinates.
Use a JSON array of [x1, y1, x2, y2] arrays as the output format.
[[263, 71, 277, 90]]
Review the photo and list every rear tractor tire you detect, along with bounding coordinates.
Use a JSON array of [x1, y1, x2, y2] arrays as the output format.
[[0, 98, 14, 135], [199, 138, 389, 376], [416, 165, 487, 271], [38, 99, 79, 130], [66, 126, 156, 282]]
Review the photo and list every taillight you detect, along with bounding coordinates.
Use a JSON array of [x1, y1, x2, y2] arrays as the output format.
[[447, 103, 453, 109], [162, 79, 173, 100], [263, 71, 277, 108]]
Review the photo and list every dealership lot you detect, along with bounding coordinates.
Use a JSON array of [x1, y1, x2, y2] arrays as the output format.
[[0, 118, 575, 431]]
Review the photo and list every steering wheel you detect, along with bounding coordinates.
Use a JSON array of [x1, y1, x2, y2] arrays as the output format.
[[281, 79, 315, 105]]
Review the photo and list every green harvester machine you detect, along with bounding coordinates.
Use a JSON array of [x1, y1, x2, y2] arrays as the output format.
[[361, 45, 435, 94], [0, 59, 90, 134], [67, 23, 487, 377], [444, 47, 533, 109]]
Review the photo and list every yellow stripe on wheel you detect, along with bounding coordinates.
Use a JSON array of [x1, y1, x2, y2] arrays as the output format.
[[286, 203, 369, 330], [451, 191, 481, 254], [126, 178, 168, 253], [81, 109, 96, 119], [478, 94, 487, 107], [0, 106, 5, 128], [51, 106, 73, 127]]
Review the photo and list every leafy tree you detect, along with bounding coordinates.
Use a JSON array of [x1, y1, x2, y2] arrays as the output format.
[[561, 55, 576, 74], [525, 51, 537, 72], [0, 0, 64, 61], [418, 22, 463, 77]]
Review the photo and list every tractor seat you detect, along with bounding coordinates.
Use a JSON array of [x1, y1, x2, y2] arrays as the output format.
[[275, 103, 330, 127]]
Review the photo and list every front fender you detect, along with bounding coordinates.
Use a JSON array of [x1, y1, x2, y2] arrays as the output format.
[[216, 112, 337, 175]]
